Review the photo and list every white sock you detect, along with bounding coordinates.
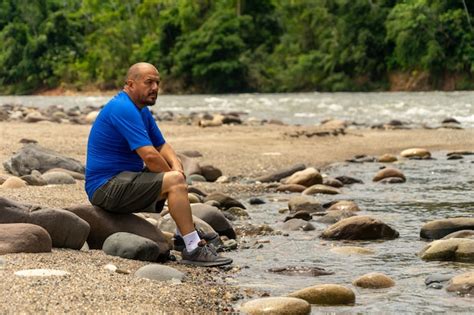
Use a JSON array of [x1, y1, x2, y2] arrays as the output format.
[[183, 230, 200, 252], [176, 228, 182, 237]]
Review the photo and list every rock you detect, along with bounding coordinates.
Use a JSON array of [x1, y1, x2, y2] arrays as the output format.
[[288, 196, 323, 213], [191, 203, 236, 239], [321, 216, 399, 240], [442, 230, 474, 240], [316, 210, 356, 224], [188, 193, 201, 204], [14, 269, 69, 277], [284, 210, 312, 222], [188, 174, 207, 182], [226, 207, 250, 218], [442, 117, 460, 124], [42, 171, 76, 185], [377, 154, 398, 163], [203, 193, 245, 210], [256, 164, 306, 183], [177, 153, 201, 177], [215, 176, 230, 183], [188, 186, 207, 197], [327, 200, 360, 212], [379, 177, 406, 184], [419, 238, 474, 262], [447, 154, 463, 160], [346, 155, 376, 163], [19, 138, 38, 144], [200, 165, 222, 182], [330, 246, 374, 255], [268, 266, 333, 277], [352, 272, 395, 289], [288, 284, 355, 305], [275, 184, 306, 193], [322, 177, 343, 188], [425, 274, 453, 286], [103, 232, 160, 261], [20, 170, 47, 186], [282, 219, 315, 231], [157, 213, 218, 242], [420, 218, 474, 239], [236, 223, 274, 237], [85, 111, 100, 124], [44, 168, 85, 180], [3, 143, 84, 176], [240, 297, 311, 315], [222, 239, 238, 250], [249, 197, 265, 205], [400, 148, 431, 158], [24, 111, 48, 123], [1, 176, 27, 189], [335, 176, 363, 185], [446, 150, 474, 156], [0, 197, 32, 223], [283, 167, 322, 187], [303, 184, 340, 195], [0, 174, 8, 185], [446, 272, 474, 295], [373, 167, 405, 182], [0, 223, 52, 254], [65, 204, 170, 258], [135, 264, 185, 282]]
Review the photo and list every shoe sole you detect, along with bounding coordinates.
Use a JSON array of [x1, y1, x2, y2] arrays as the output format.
[[179, 258, 233, 267]]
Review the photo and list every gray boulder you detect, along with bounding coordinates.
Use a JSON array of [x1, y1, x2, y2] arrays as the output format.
[[103, 232, 160, 261]]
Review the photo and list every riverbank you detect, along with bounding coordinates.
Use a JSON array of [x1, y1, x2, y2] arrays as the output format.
[[1, 121, 473, 312]]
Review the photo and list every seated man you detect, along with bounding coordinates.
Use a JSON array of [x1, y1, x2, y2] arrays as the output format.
[[85, 62, 232, 267]]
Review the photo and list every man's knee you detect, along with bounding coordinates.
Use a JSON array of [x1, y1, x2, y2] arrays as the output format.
[[162, 171, 187, 192]]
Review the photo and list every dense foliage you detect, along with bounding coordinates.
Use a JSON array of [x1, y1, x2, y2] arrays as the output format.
[[1, 0, 474, 94]]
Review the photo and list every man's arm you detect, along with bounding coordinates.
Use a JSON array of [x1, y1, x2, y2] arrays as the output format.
[[135, 145, 172, 173], [157, 143, 184, 175]]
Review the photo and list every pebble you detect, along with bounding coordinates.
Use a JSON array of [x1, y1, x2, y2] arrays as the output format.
[[14, 269, 69, 277]]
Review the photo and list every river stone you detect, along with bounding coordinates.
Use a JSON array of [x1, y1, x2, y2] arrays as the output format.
[[400, 148, 431, 158], [447, 150, 474, 156], [373, 167, 405, 182], [442, 230, 474, 240], [330, 246, 374, 255], [188, 193, 201, 204], [335, 176, 363, 185], [200, 165, 222, 182], [316, 210, 356, 224], [0, 197, 32, 223], [20, 170, 47, 186], [1, 176, 27, 189], [282, 219, 315, 231], [327, 200, 360, 212], [380, 177, 406, 184], [288, 195, 323, 213], [353, 272, 395, 289], [203, 193, 245, 210], [3, 143, 84, 176], [42, 171, 76, 185], [24, 111, 48, 123], [420, 218, 474, 239], [425, 274, 453, 286], [446, 272, 474, 295], [419, 238, 474, 262], [66, 204, 170, 258], [177, 153, 201, 176], [85, 111, 100, 124], [321, 216, 399, 240], [377, 154, 398, 163], [135, 264, 185, 282], [249, 197, 265, 205], [284, 210, 312, 222], [226, 206, 250, 218], [268, 266, 334, 277], [303, 184, 340, 195], [188, 174, 206, 183], [191, 203, 236, 239], [240, 297, 311, 315], [288, 284, 355, 305], [179, 150, 203, 158], [0, 223, 52, 254], [44, 168, 85, 180], [235, 223, 274, 237], [322, 177, 343, 188], [256, 163, 306, 183], [276, 184, 306, 193], [283, 167, 322, 187], [103, 232, 160, 261], [188, 186, 207, 197]]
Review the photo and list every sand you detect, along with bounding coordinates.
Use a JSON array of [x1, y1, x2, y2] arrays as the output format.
[[0, 120, 473, 312]]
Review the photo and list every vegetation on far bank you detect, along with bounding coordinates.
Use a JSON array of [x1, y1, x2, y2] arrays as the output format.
[[1, 0, 474, 94]]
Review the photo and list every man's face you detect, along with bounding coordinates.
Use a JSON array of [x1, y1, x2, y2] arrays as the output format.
[[130, 68, 160, 107]]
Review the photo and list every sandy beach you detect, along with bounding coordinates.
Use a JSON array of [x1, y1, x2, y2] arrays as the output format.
[[1, 120, 473, 313]]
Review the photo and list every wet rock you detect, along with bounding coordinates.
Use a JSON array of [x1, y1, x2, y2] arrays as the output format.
[[188, 186, 207, 197], [441, 122, 463, 130], [400, 148, 431, 158], [44, 168, 85, 180], [226, 207, 250, 219], [0, 174, 9, 185], [200, 165, 222, 182], [442, 230, 474, 240], [425, 274, 453, 286], [322, 177, 343, 188], [1, 176, 27, 189], [352, 272, 395, 289], [275, 184, 306, 193], [188, 174, 207, 183], [447, 154, 463, 160], [188, 193, 201, 204], [335, 176, 363, 185], [249, 197, 265, 205], [191, 203, 236, 239], [380, 177, 406, 184], [377, 154, 398, 163], [42, 171, 76, 185], [303, 184, 340, 195], [222, 239, 238, 250], [135, 264, 185, 282], [20, 170, 47, 186], [203, 193, 245, 210], [236, 223, 274, 237], [442, 118, 460, 124], [268, 266, 334, 277], [316, 210, 356, 224], [288, 196, 323, 213], [240, 297, 310, 315], [419, 238, 474, 262], [3, 143, 84, 176], [0, 223, 52, 254], [284, 210, 312, 222], [103, 232, 160, 261], [282, 167, 322, 187], [446, 272, 474, 296], [321, 216, 399, 240], [256, 163, 306, 183], [288, 284, 355, 305], [420, 218, 474, 239], [346, 155, 376, 163], [330, 246, 374, 255], [282, 219, 315, 231], [327, 200, 360, 212], [446, 150, 474, 156], [373, 167, 405, 182]]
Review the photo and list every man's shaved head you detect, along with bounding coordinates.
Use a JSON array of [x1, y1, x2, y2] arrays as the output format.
[[123, 62, 160, 108], [125, 62, 159, 82]]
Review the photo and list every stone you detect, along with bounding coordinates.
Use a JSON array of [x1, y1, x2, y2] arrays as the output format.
[[256, 163, 306, 183], [283, 167, 322, 187], [322, 177, 343, 188], [0, 174, 8, 185], [442, 230, 474, 240], [3, 143, 84, 176], [303, 184, 340, 195], [42, 171, 76, 185], [352, 272, 395, 289], [157, 214, 218, 242], [240, 297, 310, 315], [20, 170, 47, 186], [419, 238, 474, 262], [188, 174, 207, 183], [377, 154, 398, 163], [200, 165, 222, 182], [425, 274, 453, 286], [188, 186, 207, 197], [85, 111, 100, 124], [215, 176, 230, 183], [346, 155, 376, 163], [268, 266, 334, 277], [135, 264, 185, 282], [335, 176, 363, 185], [1, 176, 27, 189], [24, 111, 48, 123], [188, 193, 201, 204], [177, 153, 201, 177], [380, 177, 406, 184], [103, 232, 160, 261], [0, 197, 31, 223], [288, 284, 355, 305], [373, 167, 405, 182], [44, 168, 85, 180], [226, 207, 250, 218], [446, 150, 474, 156], [275, 184, 306, 193], [446, 272, 474, 295], [282, 219, 315, 231], [0, 223, 52, 254], [447, 154, 463, 160], [330, 246, 374, 255], [400, 148, 431, 158], [236, 223, 274, 237], [321, 216, 399, 240], [249, 197, 265, 205], [284, 210, 312, 222], [420, 218, 474, 239], [327, 200, 360, 212], [15, 269, 69, 277], [316, 210, 356, 224], [288, 195, 323, 213], [203, 193, 245, 210], [191, 203, 236, 239], [65, 204, 170, 259]]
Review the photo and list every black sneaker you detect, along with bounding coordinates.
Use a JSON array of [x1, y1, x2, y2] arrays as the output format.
[[174, 229, 223, 252], [180, 240, 233, 267]]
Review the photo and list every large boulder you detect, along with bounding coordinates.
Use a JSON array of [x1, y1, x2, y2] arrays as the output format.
[[103, 232, 160, 261], [3, 143, 84, 176], [321, 216, 399, 240], [0, 223, 52, 254], [191, 203, 236, 239], [288, 284, 355, 305], [446, 272, 474, 296], [283, 167, 322, 187], [420, 218, 474, 239], [256, 163, 306, 183], [240, 297, 310, 315], [419, 238, 474, 262]]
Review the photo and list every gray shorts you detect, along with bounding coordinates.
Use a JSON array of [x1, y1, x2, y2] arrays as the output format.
[[91, 171, 166, 214]]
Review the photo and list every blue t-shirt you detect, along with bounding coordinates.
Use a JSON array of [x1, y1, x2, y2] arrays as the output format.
[[85, 91, 166, 199]]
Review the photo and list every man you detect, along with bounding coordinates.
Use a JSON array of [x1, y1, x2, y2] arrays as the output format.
[[85, 62, 232, 267]]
